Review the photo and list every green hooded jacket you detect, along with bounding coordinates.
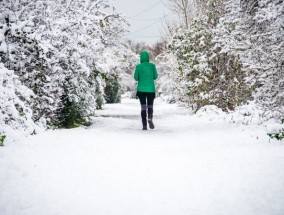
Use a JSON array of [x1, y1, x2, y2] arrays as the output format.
[[134, 51, 158, 93]]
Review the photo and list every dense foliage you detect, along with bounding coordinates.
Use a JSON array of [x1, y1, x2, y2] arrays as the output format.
[[0, 0, 135, 140], [161, 0, 283, 117], [169, 15, 251, 111]]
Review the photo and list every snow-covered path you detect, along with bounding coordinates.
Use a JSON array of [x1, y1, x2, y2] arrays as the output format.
[[1, 99, 284, 215]]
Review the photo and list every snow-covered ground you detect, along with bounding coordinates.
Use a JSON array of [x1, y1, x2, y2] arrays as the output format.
[[1, 99, 284, 215]]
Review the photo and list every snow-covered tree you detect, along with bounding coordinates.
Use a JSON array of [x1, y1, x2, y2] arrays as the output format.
[[37, 0, 129, 125], [217, 0, 284, 118], [0, 0, 132, 128], [0, 2, 56, 127], [0, 62, 38, 138], [169, 13, 251, 111], [163, 0, 283, 116], [155, 51, 178, 103]]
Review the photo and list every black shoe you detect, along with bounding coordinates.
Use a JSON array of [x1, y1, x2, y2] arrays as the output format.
[[142, 125, 147, 130], [148, 118, 154, 129]]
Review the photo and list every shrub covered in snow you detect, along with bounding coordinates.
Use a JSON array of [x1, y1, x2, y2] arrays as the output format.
[[0, 0, 135, 131], [267, 118, 284, 141], [216, 0, 284, 119], [155, 52, 177, 103], [163, 0, 283, 125], [104, 75, 121, 104], [0, 62, 41, 144], [268, 128, 284, 141], [169, 14, 251, 112]]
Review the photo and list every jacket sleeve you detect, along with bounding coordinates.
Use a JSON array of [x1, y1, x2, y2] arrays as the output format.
[[153, 64, 158, 80], [134, 66, 139, 81]]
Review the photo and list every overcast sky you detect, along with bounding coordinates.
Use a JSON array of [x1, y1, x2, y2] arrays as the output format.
[[112, 0, 170, 44]]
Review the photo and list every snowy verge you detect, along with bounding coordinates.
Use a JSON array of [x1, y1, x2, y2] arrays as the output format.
[[193, 102, 284, 143]]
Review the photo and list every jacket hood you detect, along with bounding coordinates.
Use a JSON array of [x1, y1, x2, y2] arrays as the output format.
[[140, 51, 149, 63]]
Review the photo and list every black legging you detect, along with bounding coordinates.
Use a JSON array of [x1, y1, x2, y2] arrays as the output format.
[[137, 91, 155, 125]]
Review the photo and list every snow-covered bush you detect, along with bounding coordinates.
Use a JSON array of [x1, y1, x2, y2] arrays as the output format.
[[268, 128, 284, 141], [169, 14, 251, 112], [195, 105, 226, 121], [0, 62, 39, 141], [104, 75, 121, 104], [267, 118, 284, 141], [164, 0, 283, 124], [35, 0, 128, 126], [217, 0, 284, 119], [0, 0, 134, 129], [0, 14, 56, 127], [155, 51, 177, 103]]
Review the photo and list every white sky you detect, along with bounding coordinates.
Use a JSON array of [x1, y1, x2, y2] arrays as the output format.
[[112, 0, 170, 44]]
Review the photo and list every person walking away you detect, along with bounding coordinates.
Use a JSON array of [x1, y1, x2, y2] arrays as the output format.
[[134, 51, 158, 130]]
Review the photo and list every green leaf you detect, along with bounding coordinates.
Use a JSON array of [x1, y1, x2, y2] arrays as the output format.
[[0, 134, 6, 147]]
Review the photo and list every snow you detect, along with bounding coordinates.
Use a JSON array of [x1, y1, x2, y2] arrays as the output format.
[[0, 63, 39, 139], [1, 99, 284, 215]]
